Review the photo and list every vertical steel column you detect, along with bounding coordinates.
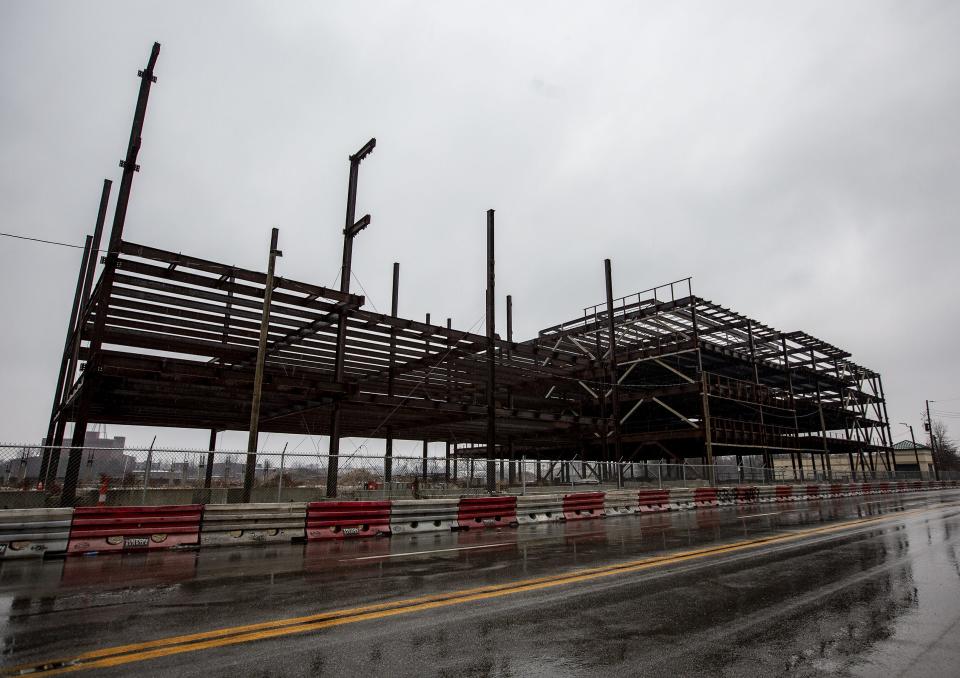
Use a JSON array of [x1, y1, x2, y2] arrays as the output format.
[[445, 317, 452, 483], [781, 337, 803, 481], [594, 330, 609, 477], [810, 350, 832, 478], [55, 180, 113, 469], [506, 296, 516, 485], [43, 178, 113, 490], [243, 228, 281, 502], [485, 209, 497, 492], [877, 375, 895, 474], [40, 235, 93, 489], [689, 297, 714, 483], [204, 428, 217, 495], [835, 360, 857, 479], [747, 321, 769, 478], [422, 311, 430, 481], [700, 371, 715, 484], [385, 262, 399, 483], [603, 260, 623, 486], [815, 380, 832, 478], [61, 43, 160, 507], [327, 138, 376, 498]]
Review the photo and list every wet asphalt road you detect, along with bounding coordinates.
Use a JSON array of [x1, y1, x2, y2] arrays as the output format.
[[2, 491, 960, 677]]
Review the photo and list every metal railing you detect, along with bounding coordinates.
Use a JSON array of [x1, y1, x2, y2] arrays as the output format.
[[0, 443, 954, 507]]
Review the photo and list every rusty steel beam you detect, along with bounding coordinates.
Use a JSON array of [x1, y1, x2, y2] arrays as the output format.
[[327, 138, 375, 498], [485, 209, 496, 491], [62, 43, 160, 507], [243, 228, 282, 502]]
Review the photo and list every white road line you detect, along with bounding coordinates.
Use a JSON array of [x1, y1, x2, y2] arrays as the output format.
[[738, 512, 780, 519], [340, 542, 516, 561]]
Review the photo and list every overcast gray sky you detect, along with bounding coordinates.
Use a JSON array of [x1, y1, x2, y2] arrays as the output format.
[[2, 1, 958, 454]]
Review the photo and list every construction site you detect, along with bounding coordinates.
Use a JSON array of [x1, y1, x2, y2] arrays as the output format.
[[38, 43, 895, 506]]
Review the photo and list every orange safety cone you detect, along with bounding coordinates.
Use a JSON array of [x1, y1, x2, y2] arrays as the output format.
[[98, 478, 109, 506]]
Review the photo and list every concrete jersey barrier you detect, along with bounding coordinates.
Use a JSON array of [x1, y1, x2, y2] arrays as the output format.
[[200, 503, 306, 546], [756, 486, 777, 503], [638, 489, 670, 512], [516, 494, 564, 524], [668, 488, 695, 510], [603, 490, 640, 517], [0, 508, 74, 559], [390, 499, 458, 534], [563, 492, 605, 521], [0, 480, 953, 560], [693, 487, 718, 507]]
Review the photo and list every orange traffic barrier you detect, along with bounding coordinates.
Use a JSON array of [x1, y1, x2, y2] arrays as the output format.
[[306, 501, 391, 540], [67, 505, 202, 555]]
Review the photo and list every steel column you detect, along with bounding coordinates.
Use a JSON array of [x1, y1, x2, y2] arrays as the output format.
[[40, 235, 93, 489], [243, 228, 282, 502], [603, 259, 623, 486], [61, 44, 160, 507], [204, 428, 217, 496], [327, 138, 375, 498], [485, 209, 496, 492]]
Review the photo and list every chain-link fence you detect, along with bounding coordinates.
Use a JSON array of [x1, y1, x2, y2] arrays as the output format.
[[0, 443, 955, 508]]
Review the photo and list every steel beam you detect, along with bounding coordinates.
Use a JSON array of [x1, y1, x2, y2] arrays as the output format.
[[243, 228, 282, 502]]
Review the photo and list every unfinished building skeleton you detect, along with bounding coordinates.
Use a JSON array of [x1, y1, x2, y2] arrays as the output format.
[[41, 44, 895, 504]]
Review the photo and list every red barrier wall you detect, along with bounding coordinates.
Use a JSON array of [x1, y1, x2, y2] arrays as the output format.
[[68, 505, 202, 555], [306, 501, 391, 540], [457, 496, 517, 529]]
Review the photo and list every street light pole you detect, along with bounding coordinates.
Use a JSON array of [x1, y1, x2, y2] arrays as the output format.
[[900, 423, 922, 479]]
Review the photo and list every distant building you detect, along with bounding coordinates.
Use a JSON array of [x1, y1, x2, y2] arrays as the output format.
[[891, 439, 935, 478], [6, 430, 137, 486], [769, 440, 936, 480]]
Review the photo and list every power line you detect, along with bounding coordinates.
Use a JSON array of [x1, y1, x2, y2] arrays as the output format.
[[1, 231, 103, 251]]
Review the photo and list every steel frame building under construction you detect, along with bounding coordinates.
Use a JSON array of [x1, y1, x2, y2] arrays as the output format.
[[40, 44, 895, 504]]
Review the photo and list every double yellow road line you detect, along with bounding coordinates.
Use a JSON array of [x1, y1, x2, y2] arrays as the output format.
[[7, 502, 951, 675]]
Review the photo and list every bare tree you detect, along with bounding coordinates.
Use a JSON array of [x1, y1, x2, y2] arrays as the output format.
[[932, 420, 960, 470]]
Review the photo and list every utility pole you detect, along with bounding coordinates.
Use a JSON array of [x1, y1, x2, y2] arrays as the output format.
[[243, 228, 282, 502], [327, 138, 376, 498], [926, 400, 941, 481], [901, 423, 921, 479]]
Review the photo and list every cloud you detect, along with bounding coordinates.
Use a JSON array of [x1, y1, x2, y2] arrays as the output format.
[[1, 0, 958, 450]]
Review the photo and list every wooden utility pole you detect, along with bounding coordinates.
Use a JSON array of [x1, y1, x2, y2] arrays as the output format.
[[926, 400, 941, 480]]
